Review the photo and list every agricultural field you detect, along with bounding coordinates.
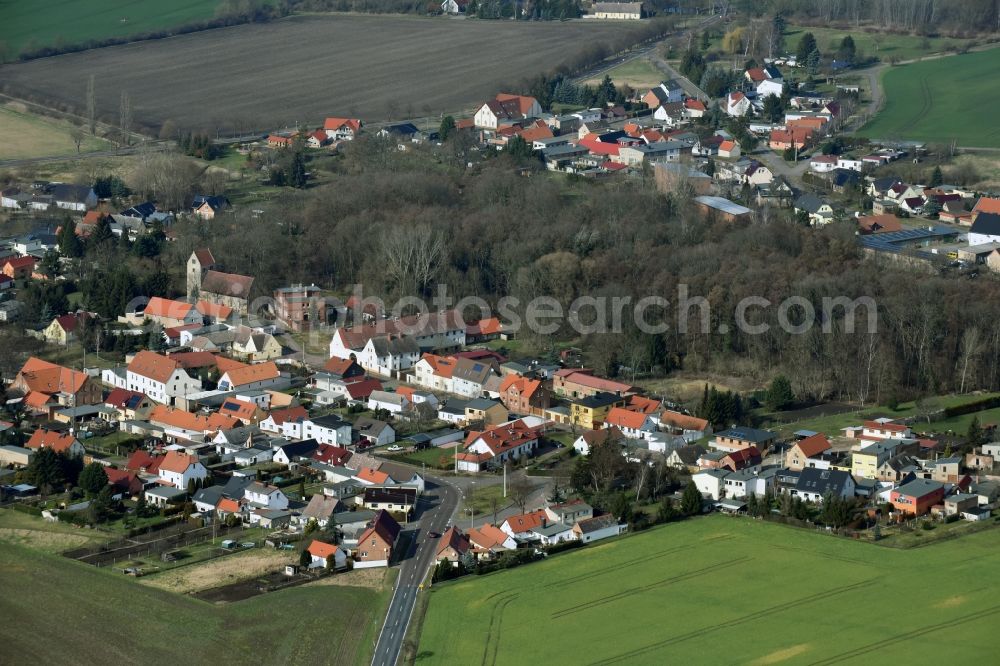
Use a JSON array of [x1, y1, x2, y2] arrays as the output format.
[[859, 48, 1000, 147], [0, 15, 652, 134], [584, 56, 664, 90], [0, 537, 391, 666], [0, 102, 109, 161], [0, 0, 224, 58], [418, 516, 1000, 664]]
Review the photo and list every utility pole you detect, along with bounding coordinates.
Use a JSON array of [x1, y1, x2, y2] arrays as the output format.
[[503, 462, 507, 498]]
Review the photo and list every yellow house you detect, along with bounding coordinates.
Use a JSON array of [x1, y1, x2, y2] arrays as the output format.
[[464, 398, 509, 427], [852, 440, 907, 479], [42, 313, 87, 346], [569, 392, 626, 430], [233, 329, 283, 362]]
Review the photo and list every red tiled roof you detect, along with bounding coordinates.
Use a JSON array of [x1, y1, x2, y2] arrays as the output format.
[[344, 378, 383, 401], [794, 433, 832, 458], [194, 248, 215, 266], [323, 117, 362, 133], [659, 410, 708, 432], [158, 450, 200, 474], [465, 419, 540, 457], [604, 407, 650, 430], [144, 297, 193, 320], [129, 351, 182, 383], [266, 406, 309, 426], [308, 539, 340, 559], [222, 361, 279, 387], [26, 429, 78, 453]]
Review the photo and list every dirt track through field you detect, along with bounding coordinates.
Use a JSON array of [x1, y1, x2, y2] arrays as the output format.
[[0, 15, 650, 133]]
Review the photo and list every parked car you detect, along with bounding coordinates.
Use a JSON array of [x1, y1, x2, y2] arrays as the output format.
[[386, 445, 403, 452]]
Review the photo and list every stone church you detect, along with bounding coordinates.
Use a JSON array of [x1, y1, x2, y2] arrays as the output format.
[[187, 248, 254, 316]]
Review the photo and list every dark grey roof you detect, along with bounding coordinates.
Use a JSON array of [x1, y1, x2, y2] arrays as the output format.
[[575, 392, 621, 409], [794, 468, 852, 496], [575, 514, 620, 534], [716, 427, 775, 443], [794, 193, 826, 214], [673, 444, 706, 464], [363, 486, 416, 505], [193, 486, 223, 506], [310, 414, 348, 429], [221, 476, 253, 499], [276, 439, 320, 459], [370, 334, 420, 357], [895, 478, 944, 497], [971, 212, 1000, 237], [48, 183, 93, 203]]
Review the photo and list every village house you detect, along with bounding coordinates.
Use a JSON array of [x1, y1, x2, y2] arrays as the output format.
[[642, 80, 684, 108], [497, 374, 550, 415], [465, 524, 517, 559], [436, 526, 472, 565], [12, 357, 102, 417], [232, 328, 283, 362], [786, 433, 833, 471], [474, 94, 542, 130], [602, 406, 657, 439], [218, 361, 281, 392], [113, 351, 202, 406], [323, 117, 362, 141], [788, 468, 856, 503], [25, 429, 84, 458], [157, 451, 208, 489], [40, 313, 91, 346], [794, 194, 835, 226], [273, 284, 328, 332], [710, 427, 776, 453], [553, 369, 634, 399], [570, 392, 627, 430], [354, 510, 401, 568], [693, 195, 753, 222], [572, 427, 624, 456], [891, 478, 945, 516], [358, 487, 417, 518], [307, 540, 348, 569], [191, 194, 230, 220], [456, 419, 541, 472], [592, 2, 642, 19]]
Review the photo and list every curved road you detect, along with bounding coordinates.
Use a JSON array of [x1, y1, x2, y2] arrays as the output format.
[[371, 473, 460, 666]]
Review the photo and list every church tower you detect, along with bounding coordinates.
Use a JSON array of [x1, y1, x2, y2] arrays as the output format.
[[187, 248, 216, 301]]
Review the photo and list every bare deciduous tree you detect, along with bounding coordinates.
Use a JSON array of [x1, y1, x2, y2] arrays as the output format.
[[85, 74, 97, 135], [118, 90, 132, 146], [378, 224, 445, 299], [958, 326, 981, 394]]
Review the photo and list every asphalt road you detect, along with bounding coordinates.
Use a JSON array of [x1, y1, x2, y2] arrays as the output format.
[[371, 473, 460, 666]]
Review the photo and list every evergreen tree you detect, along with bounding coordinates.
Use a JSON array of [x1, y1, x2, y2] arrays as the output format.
[[967, 416, 986, 448], [766, 375, 795, 410], [300, 548, 312, 567], [700, 30, 710, 51], [681, 480, 703, 516], [79, 462, 108, 496], [439, 115, 456, 142], [837, 35, 857, 63], [289, 151, 307, 188], [89, 215, 114, 246], [657, 496, 679, 522], [506, 136, 533, 162], [762, 94, 784, 123], [26, 447, 66, 493], [929, 165, 943, 187], [58, 217, 83, 257], [796, 32, 818, 64]]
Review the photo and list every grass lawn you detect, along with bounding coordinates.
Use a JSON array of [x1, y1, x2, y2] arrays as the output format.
[[387, 446, 456, 470], [584, 57, 663, 90], [0, 539, 390, 666], [460, 483, 507, 520], [0, 508, 109, 554], [859, 48, 1000, 147], [784, 24, 973, 63], [418, 515, 1000, 664], [0, 104, 109, 160], [766, 392, 1000, 437], [0, 0, 228, 57]]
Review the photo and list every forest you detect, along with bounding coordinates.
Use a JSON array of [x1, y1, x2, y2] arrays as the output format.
[[94, 133, 996, 408]]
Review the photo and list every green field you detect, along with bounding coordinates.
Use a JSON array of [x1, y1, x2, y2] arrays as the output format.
[[0, 539, 389, 665], [0, 105, 109, 160], [584, 57, 664, 89], [784, 25, 972, 63], [418, 516, 1000, 663], [0, 0, 226, 58], [860, 48, 1000, 147]]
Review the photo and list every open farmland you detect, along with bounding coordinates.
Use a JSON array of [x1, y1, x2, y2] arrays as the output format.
[[0, 539, 391, 666], [0, 0, 224, 59], [0, 15, 656, 134], [860, 48, 1000, 147], [418, 516, 1000, 664], [0, 102, 110, 160]]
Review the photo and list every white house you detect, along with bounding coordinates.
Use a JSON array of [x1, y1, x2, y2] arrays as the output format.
[[368, 390, 409, 415], [693, 469, 729, 500], [157, 451, 208, 489], [458, 419, 540, 472], [243, 481, 289, 510], [474, 94, 543, 130], [217, 362, 282, 393], [726, 92, 751, 117], [307, 540, 348, 569], [573, 515, 627, 543], [756, 79, 784, 98], [356, 335, 421, 378], [120, 351, 202, 406], [281, 415, 352, 446], [602, 407, 657, 440], [790, 468, 856, 503]]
